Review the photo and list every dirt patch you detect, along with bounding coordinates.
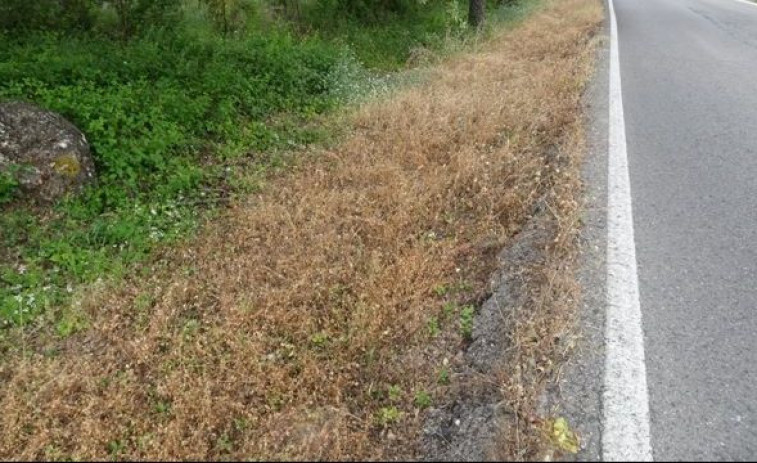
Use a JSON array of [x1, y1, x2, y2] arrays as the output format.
[[421, 213, 554, 461], [0, 0, 602, 460]]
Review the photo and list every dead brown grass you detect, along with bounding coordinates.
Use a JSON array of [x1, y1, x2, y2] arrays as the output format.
[[0, 0, 602, 460]]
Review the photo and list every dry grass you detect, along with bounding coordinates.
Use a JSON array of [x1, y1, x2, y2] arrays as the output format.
[[0, 0, 602, 460]]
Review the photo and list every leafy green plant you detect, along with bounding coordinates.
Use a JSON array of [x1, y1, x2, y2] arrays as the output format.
[[438, 366, 450, 385], [55, 309, 89, 338], [310, 331, 329, 348], [414, 390, 432, 409], [375, 406, 402, 426], [387, 384, 402, 402], [0, 169, 19, 205], [233, 417, 250, 432], [215, 432, 233, 453], [460, 305, 475, 340], [442, 301, 457, 317], [106, 439, 126, 458], [433, 284, 449, 297], [427, 316, 440, 337], [154, 400, 171, 415]]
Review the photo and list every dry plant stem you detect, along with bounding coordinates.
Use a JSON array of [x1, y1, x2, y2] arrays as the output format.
[[0, 0, 602, 460]]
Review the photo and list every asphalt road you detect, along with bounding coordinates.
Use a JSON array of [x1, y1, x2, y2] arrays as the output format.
[[614, 0, 757, 459]]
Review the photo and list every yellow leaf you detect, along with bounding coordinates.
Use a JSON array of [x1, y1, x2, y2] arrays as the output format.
[[547, 416, 580, 454]]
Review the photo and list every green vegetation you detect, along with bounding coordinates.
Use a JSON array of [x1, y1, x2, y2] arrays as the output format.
[[387, 384, 403, 402], [293, 0, 468, 70], [0, 169, 19, 205], [375, 406, 402, 426], [438, 366, 451, 385], [427, 315, 441, 337], [0, 0, 524, 327], [460, 305, 475, 340], [106, 439, 126, 458], [414, 389, 432, 409]]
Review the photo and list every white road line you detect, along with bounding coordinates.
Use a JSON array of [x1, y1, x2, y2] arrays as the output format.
[[731, 0, 757, 8], [602, 0, 654, 461]]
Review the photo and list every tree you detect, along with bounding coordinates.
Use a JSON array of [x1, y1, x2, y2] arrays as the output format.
[[0, 0, 93, 33], [468, 0, 484, 28]]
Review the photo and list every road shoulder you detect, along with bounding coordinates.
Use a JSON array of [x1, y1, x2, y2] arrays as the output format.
[[541, 6, 610, 461]]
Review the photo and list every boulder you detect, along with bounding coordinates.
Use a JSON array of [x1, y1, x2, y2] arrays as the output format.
[[0, 101, 95, 203]]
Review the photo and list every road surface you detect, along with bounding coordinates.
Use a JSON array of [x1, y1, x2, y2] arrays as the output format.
[[610, 0, 757, 459]]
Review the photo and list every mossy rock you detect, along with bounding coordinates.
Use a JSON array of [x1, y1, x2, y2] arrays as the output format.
[[0, 100, 95, 204]]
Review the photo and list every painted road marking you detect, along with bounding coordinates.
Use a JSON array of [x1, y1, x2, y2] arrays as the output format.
[[731, 0, 757, 9], [602, 0, 654, 460]]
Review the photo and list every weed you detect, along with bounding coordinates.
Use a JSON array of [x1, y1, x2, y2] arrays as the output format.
[[265, 393, 285, 412], [369, 384, 385, 401], [134, 292, 154, 312], [233, 418, 250, 432], [460, 305, 475, 341], [442, 301, 458, 318], [55, 309, 89, 338], [387, 384, 402, 402], [106, 440, 126, 458], [434, 281, 472, 299], [0, 168, 19, 205], [310, 332, 329, 348], [98, 376, 111, 390], [181, 319, 200, 340], [438, 367, 451, 386], [375, 406, 402, 426], [154, 400, 171, 415], [414, 390, 432, 409], [433, 284, 450, 297], [427, 316, 440, 337], [215, 433, 233, 454], [452, 280, 473, 293]]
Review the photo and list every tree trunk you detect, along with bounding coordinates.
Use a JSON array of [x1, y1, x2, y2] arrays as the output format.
[[468, 0, 485, 29], [114, 0, 133, 41]]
